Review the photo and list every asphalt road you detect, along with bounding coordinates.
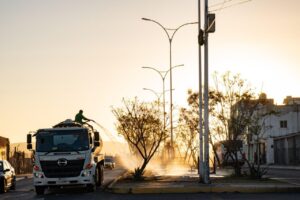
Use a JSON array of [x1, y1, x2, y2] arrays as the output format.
[[2, 179, 300, 200], [1, 167, 300, 200], [0, 167, 126, 200]]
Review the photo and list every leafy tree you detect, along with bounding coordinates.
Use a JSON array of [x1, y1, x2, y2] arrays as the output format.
[[112, 98, 167, 180], [177, 89, 224, 168], [177, 107, 199, 167], [179, 86, 223, 169]]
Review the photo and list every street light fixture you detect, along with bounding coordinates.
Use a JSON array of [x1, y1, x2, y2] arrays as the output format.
[[142, 64, 183, 132], [143, 88, 162, 100], [142, 18, 197, 152]]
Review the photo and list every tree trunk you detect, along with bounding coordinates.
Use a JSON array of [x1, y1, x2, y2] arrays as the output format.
[[234, 152, 241, 176]]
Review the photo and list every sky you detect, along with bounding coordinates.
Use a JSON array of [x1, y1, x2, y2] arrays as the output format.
[[0, 0, 300, 143]]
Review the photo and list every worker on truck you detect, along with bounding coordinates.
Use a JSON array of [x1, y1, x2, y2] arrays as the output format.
[[75, 110, 95, 130], [75, 110, 91, 124]]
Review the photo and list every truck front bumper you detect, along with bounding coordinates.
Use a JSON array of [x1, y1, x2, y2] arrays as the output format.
[[33, 170, 95, 186]]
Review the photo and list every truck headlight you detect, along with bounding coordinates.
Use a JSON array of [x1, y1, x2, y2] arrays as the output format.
[[81, 170, 92, 177], [34, 172, 44, 178]]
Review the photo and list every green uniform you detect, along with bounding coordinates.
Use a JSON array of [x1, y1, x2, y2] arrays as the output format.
[[75, 111, 89, 124]]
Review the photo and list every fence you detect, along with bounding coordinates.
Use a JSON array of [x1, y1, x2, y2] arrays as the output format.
[[274, 134, 300, 165]]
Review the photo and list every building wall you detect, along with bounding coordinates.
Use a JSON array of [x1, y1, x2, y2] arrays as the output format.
[[0, 136, 10, 160], [246, 97, 300, 165], [263, 110, 299, 138], [266, 138, 274, 164]]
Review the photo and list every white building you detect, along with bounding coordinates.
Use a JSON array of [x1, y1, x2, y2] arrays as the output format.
[[246, 95, 300, 165]]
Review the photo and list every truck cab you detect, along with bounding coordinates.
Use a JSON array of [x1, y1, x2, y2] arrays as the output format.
[[27, 119, 104, 195]]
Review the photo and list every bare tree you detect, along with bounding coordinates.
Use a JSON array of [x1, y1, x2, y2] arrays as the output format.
[[210, 72, 258, 176], [180, 72, 257, 176], [244, 106, 277, 178], [112, 98, 166, 180]]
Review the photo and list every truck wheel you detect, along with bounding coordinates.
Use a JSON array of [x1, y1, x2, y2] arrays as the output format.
[[35, 186, 45, 195], [95, 167, 100, 186], [96, 165, 104, 187], [100, 164, 104, 186]]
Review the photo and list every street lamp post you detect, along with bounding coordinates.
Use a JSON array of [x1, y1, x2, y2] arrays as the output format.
[[143, 88, 162, 110], [142, 64, 183, 132], [142, 18, 197, 151]]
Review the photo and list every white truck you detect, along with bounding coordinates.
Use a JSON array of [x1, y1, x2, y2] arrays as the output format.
[[26, 119, 104, 195]]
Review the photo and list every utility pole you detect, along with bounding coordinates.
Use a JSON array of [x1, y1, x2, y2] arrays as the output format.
[[198, 0, 204, 183], [203, 0, 210, 184], [199, 0, 215, 184]]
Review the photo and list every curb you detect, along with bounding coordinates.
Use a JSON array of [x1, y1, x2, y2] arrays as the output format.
[[267, 166, 300, 171], [109, 184, 300, 194]]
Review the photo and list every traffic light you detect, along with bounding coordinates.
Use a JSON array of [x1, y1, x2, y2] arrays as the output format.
[[207, 13, 215, 33], [198, 29, 204, 46]]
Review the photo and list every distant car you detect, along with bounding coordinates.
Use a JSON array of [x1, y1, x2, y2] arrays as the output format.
[[104, 156, 115, 169], [0, 160, 16, 193]]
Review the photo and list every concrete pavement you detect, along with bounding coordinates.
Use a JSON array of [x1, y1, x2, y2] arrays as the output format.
[[264, 164, 300, 170], [16, 173, 32, 181]]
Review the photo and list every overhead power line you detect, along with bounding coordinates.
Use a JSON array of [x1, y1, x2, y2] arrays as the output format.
[[209, 0, 252, 12], [209, 0, 235, 8]]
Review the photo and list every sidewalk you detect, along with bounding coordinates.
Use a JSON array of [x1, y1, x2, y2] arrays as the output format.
[[107, 169, 300, 194], [16, 173, 32, 181], [263, 164, 300, 170]]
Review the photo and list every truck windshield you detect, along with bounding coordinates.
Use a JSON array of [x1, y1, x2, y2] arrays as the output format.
[[36, 129, 89, 152]]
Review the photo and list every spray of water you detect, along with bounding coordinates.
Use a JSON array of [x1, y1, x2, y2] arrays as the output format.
[[92, 121, 194, 177]]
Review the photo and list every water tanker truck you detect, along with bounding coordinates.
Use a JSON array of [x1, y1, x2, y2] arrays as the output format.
[[26, 119, 104, 195]]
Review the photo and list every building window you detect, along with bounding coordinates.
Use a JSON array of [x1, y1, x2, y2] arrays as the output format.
[[280, 120, 287, 128]]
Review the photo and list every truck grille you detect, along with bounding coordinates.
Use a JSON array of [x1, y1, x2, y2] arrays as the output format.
[[40, 159, 84, 178]]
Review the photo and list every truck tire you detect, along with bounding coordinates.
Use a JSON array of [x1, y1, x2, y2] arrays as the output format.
[[95, 165, 104, 187], [35, 186, 45, 195]]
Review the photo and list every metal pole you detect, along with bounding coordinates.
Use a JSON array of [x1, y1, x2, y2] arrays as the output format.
[[163, 79, 166, 131], [142, 65, 182, 132], [141, 18, 196, 160], [169, 40, 174, 158], [198, 0, 204, 182], [204, 0, 210, 184], [143, 88, 161, 116]]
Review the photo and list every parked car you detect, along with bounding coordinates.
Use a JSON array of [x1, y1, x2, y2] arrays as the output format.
[[104, 156, 115, 169], [0, 160, 16, 193]]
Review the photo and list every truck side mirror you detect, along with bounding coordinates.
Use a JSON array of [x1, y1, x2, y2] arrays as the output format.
[[94, 131, 100, 142], [27, 134, 32, 150]]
